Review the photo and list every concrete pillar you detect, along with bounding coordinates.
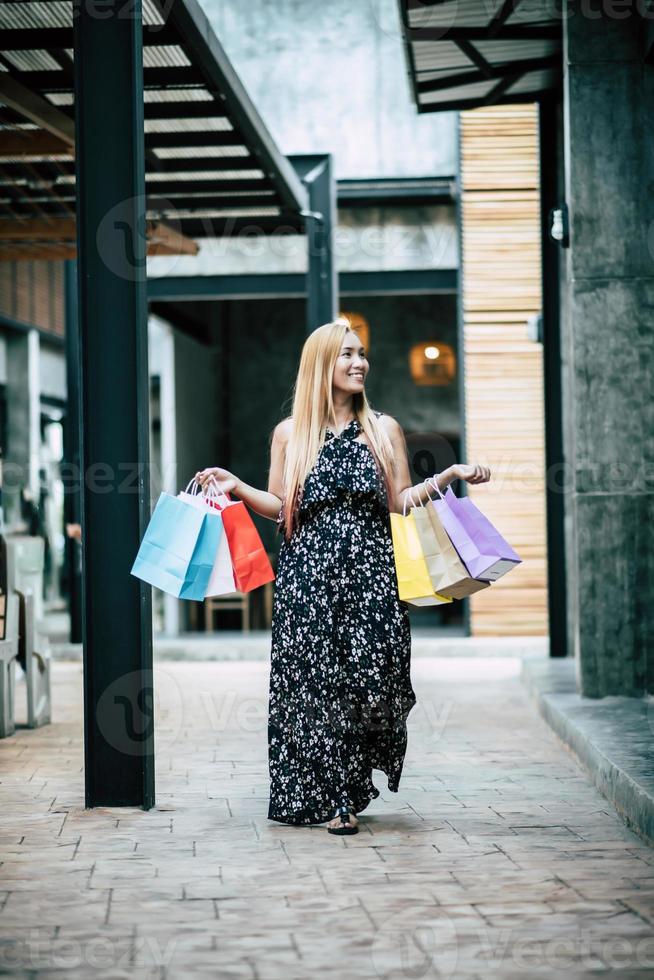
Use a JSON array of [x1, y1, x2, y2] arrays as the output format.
[[4, 329, 40, 529], [562, 9, 654, 696]]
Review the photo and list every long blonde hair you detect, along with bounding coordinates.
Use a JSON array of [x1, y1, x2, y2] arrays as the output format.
[[279, 317, 396, 539]]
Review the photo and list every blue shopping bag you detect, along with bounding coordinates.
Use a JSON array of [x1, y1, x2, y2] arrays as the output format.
[[130, 491, 223, 600]]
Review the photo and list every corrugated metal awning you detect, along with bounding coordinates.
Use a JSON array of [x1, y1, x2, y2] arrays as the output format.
[[0, 0, 308, 259], [398, 0, 562, 113]]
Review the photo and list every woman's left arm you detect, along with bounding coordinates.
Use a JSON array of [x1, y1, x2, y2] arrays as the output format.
[[381, 415, 491, 513]]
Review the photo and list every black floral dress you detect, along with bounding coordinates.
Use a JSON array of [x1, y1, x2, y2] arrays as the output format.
[[267, 412, 417, 825]]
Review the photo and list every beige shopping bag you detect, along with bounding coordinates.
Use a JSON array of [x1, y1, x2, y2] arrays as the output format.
[[412, 488, 491, 600]]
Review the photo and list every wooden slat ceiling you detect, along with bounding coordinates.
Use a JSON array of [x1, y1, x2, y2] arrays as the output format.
[[398, 0, 563, 113], [0, 0, 308, 259]]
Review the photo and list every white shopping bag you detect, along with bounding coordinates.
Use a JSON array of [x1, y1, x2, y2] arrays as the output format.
[[177, 480, 236, 597]]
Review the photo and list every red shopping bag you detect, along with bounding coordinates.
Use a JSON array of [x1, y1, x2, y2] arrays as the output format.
[[207, 491, 275, 593]]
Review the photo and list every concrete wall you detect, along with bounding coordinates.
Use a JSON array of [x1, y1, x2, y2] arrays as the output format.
[[39, 344, 66, 402], [199, 0, 456, 180], [562, 9, 654, 696], [147, 203, 458, 280], [173, 331, 218, 493]]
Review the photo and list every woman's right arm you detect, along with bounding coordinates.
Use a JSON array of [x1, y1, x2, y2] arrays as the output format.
[[195, 419, 289, 522]]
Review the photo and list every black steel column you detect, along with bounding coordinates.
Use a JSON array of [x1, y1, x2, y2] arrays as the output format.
[[290, 154, 338, 332], [454, 114, 471, 637], [63, 259, 83, 645], [538, 97, 569, 659], [73, 0, 154, 807]]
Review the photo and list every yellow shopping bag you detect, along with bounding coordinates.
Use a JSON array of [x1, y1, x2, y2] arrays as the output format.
[[390, 505, 453, 607]]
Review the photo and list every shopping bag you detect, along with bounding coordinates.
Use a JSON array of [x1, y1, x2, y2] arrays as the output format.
[[427, 478, 521, 582], [389, 501, 453, 607], [207, 487, 275, 593], [177, 480, 236, 596], [412, 494, 491, 600], [442, 485, 522, 582], [130, 490, 223, 600]]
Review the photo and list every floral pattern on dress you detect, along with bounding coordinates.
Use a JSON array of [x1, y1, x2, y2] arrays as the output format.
[[268, 412, 416, 825]]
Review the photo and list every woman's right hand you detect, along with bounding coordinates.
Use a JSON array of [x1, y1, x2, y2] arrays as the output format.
[[194, 467, 238, 496]]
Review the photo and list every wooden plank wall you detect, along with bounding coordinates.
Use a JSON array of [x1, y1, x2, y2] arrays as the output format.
[[0, 260, 65, 337], [460, 104, 548, 636]]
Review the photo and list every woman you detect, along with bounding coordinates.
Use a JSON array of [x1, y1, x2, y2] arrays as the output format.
[[196, 317, 490, 835]]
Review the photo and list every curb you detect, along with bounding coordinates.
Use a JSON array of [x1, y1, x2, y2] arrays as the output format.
[[521, 656, 654, 847]]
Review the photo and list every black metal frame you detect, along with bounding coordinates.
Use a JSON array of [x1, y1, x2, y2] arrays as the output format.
[[397, 0, 563, 114], [147, 270, 457, 302], [290, 155, 338, 332], [337, 177, 455, 207], [0, 0, 308, 249], [454, 114, 470, 638], [63, 259, 83, 646], [73, 1, 154, 809], [538, 97, 568, 658]]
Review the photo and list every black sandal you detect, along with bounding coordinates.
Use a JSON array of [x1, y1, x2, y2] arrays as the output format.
[[327, 805, 359, 836]]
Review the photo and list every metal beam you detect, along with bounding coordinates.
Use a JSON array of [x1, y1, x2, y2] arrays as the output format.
[[539, 98, 568, 657], [482, 71, 525, 104], [290, 155, 338, 331], [11, 66, 203, 92], [73, 0, 154, 809], [44, 98, 230, 124], [164, 215, 304, 238], [337, 176, 455, 205], [407, 26, 561, 41], [416, 55, 561, 94], [146, 269, 457, 301], [419, 90, 561, 113], [151, 0, 307, 215], [454, 40, 493, 78], [144, 178, 269, 196], [0, 156, 260, 180], [63, 260, 83, 645], [0, 130, 71, 156], [141, 101, 227, 121], [488, 0, 525, 38], [143, 130, 247, 150], [0, 73, 75, 145], [0, 24, 178, 49], [147, 194, 278, 211]]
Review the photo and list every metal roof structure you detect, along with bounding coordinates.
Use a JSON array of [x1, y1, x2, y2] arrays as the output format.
[[398, 0, 563, 113], [0, 0, 308, 260]]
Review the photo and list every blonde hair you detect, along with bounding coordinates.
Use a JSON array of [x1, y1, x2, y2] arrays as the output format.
[[279, 316, 396, 539]]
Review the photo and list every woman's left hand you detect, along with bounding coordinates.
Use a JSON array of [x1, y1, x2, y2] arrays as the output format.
[[450, 463, 491, 485]]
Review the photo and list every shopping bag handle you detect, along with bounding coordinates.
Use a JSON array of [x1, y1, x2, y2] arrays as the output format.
[[184, 478, 201, 495], [402, 485, 419, 516], [203, 478, 232, 509], [182, 477, 231, 509], [425, 475, 446, 501]]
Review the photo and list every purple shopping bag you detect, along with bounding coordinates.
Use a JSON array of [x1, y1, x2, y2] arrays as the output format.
[[427, 479, 521, 582]]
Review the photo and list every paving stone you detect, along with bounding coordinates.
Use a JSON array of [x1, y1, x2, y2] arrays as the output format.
[[0, 658, 653, 978]]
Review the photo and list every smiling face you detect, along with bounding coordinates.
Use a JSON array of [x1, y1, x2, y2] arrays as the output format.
[[331, 330, 369, 395]]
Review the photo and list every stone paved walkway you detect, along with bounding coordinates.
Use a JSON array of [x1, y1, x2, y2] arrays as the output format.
[[1, 657, 653, 979]]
